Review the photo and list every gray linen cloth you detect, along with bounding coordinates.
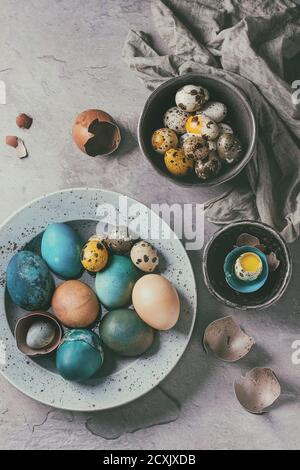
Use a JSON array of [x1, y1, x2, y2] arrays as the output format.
[[122, 0, 300, 243]]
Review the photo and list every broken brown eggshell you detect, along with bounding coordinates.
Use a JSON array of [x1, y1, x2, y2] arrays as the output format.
[[15, 311, 63, 357], [16, 113, 33, 129], [203, 316, 255, 362], [5, 135, 18, 148], [236, 232, 280, 272], [236, 233, 260, 248], [72, 109, 121, 157], [234, 367, 281, 414]]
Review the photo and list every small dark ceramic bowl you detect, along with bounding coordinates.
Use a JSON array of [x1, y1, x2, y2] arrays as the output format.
[[203, 221, 292, 310], [138, 73, 257, 187]]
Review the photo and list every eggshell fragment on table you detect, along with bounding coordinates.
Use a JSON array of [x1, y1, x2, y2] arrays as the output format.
[[16, 113, 33, 129], [203, 316, 255, 362], [234, 367, 281, 414], [5, 135, 18, 148]]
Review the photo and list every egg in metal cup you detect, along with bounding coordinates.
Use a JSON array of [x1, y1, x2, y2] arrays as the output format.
[[224, 246, 269, 294]]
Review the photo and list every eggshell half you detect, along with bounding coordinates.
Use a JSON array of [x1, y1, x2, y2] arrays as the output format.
[[132, 274, 180, 330]]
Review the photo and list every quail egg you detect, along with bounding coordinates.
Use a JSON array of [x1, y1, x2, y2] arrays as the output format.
[[201, 101, 227, 123], [217, 133, 242, 163], [164, 148, 194, 176], [130, 241, 159, 273], [175, 84, 209, 112], [163, 107, 190, 134], [218, 123, 233, 134], [152, 128, 178, 154], [182, 135, 209, 161], [107, 226, 136, 254], [186, 113, 219, 140], [194, 152, 221, 180], [81, 239, 109, 272]]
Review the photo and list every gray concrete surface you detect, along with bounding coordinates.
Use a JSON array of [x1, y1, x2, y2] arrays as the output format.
[[1, 0, 300, 450]]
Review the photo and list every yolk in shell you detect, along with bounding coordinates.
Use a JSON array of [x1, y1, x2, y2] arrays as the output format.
[[239, 253, 262, 273]]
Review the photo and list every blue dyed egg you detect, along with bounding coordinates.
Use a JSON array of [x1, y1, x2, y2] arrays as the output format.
[[95, 255, 141, 309], [56, 329, 103, 381], [100, 308, 154, 356], [41, 223, 84, 279], [6, 251, 55, 311]]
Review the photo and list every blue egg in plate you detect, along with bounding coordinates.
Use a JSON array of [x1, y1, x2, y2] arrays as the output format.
[[224, 246, 269, 293], [56, 329, 104, 382], [95, 254, 141, 309], [41, 223, 84, 279], [6, 250, 55, 311]]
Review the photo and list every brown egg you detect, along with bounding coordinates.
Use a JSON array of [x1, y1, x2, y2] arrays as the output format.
[[72, 109, 121, 157], [52, 280, 100, 328], [132, 274, 180, 330]]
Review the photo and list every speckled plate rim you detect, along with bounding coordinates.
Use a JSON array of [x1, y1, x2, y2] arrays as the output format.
[[202, 220, 292, 310], [0, 188, 197, 411]]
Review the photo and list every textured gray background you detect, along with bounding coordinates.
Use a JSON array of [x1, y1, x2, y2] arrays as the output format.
[[1, 0, 300, 450]]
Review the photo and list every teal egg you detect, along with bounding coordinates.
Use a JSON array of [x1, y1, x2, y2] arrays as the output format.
[[6, 251, 54, 311], [100, 308, 154, 357], [56, 329, 104, 381], [95, 255, 140, 309], [41, 223, 84, 279]]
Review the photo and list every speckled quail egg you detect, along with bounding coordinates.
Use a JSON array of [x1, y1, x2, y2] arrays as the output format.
[[163, 107, 190, 134], [164, 148, 194, 176], [182, 135, 209, 161], [179, 133, 196, 147], [107, 226, 136, 254], [194, 152, 222, 180], [201, 101, 227, 123], [152, 128, 178, 154], [81, 239, 109, 272], [175, 84, 209, 112], [208, 140, 217, 152], [186, 113, 219, 140], [217, 133, 242, 163], [218, 123, 233, 134], [88, 233, 108, 244], [130, 241, 159, 273]]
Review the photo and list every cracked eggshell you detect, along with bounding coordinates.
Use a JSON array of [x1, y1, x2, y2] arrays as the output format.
[[186, 113, 219, 140], [175, 84, 209, 112], [266, 252, 280, 272], [236, 233, 260, 248], [234, 367, 281, 414], [182, 135, 209, 161], [194, 152, 221, 180], [16, 113, 33, 129], [218, 123, 233, 134], [72, 109, 121, 157], [163, 106, 190, 134], [151, 128, 178, 154], [201, 101, 227, 123], [6, 135, 18, 148], [203, 316, 255, 362], [15, 312, 62, 357], [130, 240, 159, 273], [217, 133, 242, 163]]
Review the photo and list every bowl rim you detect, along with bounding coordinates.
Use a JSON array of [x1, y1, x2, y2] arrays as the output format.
[[138, 72, 257, 188], [202, 220, 292, 310]]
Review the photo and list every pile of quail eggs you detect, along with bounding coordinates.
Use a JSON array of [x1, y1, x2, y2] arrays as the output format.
[[8, 222, 180, 383], [151, 84, 242, 181]]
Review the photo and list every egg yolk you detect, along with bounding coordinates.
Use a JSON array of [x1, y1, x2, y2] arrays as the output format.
[[239, 253, 262, 273]]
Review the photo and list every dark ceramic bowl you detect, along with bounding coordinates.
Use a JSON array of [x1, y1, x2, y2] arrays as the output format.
[[203, 221, 292, 310], [138, 73, 257, 187]]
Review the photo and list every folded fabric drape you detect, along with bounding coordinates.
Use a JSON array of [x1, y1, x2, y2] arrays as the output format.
[[123, 0, 300, 243]]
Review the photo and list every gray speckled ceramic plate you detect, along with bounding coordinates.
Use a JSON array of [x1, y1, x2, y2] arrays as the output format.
[[0, 188, 196, 411]]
